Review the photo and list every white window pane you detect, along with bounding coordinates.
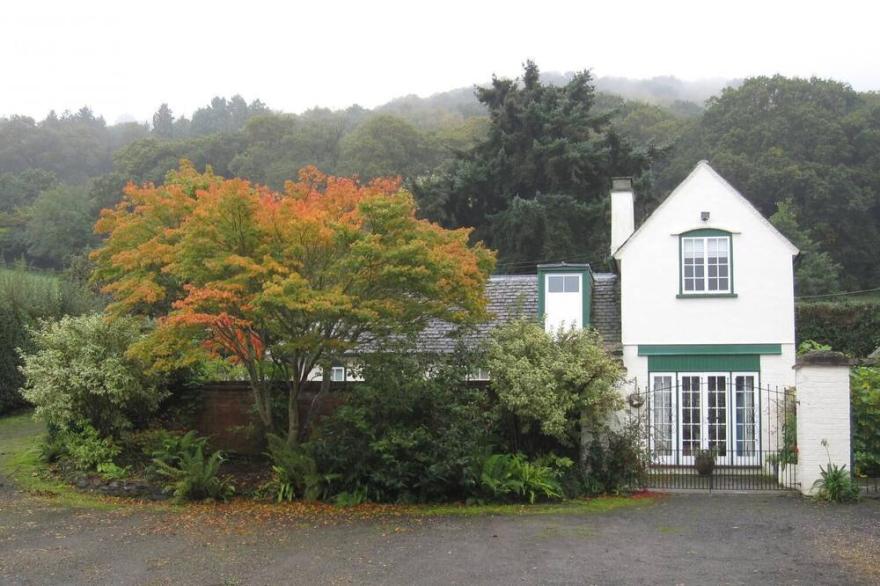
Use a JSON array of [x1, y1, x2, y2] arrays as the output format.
[[548, 276, 564, 293], [563, 275, 579, 293]]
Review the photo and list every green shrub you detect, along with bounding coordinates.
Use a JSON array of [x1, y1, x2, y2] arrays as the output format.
[[332, 488, 368, 507], [20, 313, 166, 437], [581, 419, 649, 495], [97, 462, 130, 481], [479, 453, 566, 503], [152, 439, 234, 502], [813, 463, 860, 503], [309, 348, 495, 503], [264, 433, 337, 501], [851, 367, 880, 477], [487, 318, 623, 447], [796, 302, 880, 357], [59, 424, 121, 472]]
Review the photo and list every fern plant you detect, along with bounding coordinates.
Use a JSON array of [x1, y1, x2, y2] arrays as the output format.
[[152, 441, 234, 502], [264, 434, 337, 501], [479, 453, 565, 504]]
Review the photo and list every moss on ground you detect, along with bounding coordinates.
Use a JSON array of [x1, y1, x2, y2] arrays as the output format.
[[0, 411, 120, 509], [414, 494, 655, 517]]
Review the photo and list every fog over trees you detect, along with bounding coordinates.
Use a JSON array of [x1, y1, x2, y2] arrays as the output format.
[[1, 66, 878, 294]]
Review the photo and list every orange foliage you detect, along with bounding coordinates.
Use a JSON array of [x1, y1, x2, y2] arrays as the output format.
[[92, 160, 495, 393]]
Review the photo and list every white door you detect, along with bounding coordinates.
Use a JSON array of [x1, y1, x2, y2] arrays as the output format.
[[677, 373, 731, 465]]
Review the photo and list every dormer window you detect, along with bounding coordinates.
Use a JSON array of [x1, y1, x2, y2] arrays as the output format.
[[537, 264, 592, 332], [679, 229, 735, 297]]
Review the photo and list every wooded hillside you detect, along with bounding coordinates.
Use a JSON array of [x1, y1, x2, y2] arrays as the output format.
[[1, 65, 878, 295]]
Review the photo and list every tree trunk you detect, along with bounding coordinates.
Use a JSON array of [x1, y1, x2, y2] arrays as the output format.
[[287, 377, 301, 447], [248, 379, 273, 433]]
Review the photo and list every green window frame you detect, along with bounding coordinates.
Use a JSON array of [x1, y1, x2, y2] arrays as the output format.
[[678, 228, 736, 298]]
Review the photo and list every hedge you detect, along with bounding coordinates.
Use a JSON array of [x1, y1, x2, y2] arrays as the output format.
[[796, 301, 880, 358]]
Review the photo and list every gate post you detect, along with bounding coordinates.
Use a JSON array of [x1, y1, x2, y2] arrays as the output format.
[[794, 351, 851, 496]]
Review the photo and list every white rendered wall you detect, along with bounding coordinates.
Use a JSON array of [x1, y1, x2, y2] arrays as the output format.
[[795, 363, 851, 495], [616, 163, 797, 358], [760, 348, 797, 389]]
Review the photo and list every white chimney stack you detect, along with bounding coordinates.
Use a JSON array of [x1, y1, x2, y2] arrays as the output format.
[[610, 177, 635, 255]]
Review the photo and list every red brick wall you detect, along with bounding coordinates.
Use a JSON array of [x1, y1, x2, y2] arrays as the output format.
[[195, 382, 348, 454]]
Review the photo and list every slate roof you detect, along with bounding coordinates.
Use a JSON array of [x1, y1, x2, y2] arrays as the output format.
[[413, 272, 621, 354]]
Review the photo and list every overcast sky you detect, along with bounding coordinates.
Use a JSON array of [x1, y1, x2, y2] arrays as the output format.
[[3, 0, 877, 123]]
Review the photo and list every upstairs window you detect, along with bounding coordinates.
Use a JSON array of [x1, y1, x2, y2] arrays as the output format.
[[681, 233, 731, 294], [548, 275, 580, 293]]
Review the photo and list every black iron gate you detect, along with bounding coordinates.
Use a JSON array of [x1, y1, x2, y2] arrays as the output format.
[[629, 380, 798, 491]]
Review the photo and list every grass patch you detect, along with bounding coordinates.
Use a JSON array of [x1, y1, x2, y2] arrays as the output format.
[[415, 494, 655, 517], [0, 410, 120, 509]]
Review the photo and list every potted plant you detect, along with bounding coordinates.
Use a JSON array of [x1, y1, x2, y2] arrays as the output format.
[[694, 448, 717, 476]]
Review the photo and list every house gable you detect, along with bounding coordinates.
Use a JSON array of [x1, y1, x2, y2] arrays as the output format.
[[613, 161, 798, 260], [614, 160, 798, 351]]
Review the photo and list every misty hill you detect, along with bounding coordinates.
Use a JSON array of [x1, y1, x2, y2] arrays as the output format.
[[376, 73, 737, 127]]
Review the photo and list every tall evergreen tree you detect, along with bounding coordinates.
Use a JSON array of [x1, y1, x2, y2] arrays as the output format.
[[152, 103, 174, 139], [414, 61, 653, 269]]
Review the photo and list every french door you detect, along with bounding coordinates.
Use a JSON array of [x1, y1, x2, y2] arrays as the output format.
[[650, 372, 760, 466]]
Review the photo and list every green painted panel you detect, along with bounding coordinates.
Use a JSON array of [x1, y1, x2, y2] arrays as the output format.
[[680, 228, 732, 237], [648, 354, 760, 372], [638, 344, 782, 356]]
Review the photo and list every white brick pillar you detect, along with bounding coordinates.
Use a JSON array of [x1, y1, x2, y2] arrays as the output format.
[[795, 351, 851, 496]]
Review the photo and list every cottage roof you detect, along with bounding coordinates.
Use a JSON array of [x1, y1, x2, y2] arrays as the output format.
[[412, 272, 621, 354]]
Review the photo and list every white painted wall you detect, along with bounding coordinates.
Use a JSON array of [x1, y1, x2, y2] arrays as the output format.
[[615, 162, 798, 387], [795, 361, 851, 495]]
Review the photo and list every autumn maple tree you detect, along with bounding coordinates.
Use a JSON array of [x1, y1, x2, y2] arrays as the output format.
[[92, 161, 495, 445]]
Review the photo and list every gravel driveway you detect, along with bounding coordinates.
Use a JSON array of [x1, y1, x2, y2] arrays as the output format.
[[1, 478, 878, 586]]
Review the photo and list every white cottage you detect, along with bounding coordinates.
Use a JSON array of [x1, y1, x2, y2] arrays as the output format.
[[411, 160, 800, 474], [610, 161, 798, 469], [327, 161, 801, 474]]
